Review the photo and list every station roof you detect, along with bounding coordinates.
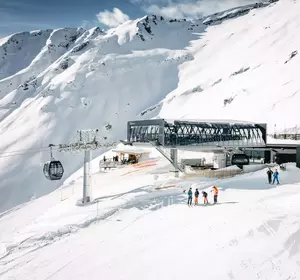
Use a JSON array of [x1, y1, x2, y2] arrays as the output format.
[[112, 148, 150, 155], [161, 118, 258, 126]]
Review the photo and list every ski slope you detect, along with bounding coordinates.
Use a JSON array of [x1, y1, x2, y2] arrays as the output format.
[[1, 150, 300, 279], [0, 0, 299, 217], [158, 0, 300, 130], [1, 0, 300, 278]]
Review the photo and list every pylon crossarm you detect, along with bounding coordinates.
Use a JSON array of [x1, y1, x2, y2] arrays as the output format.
[[58, 141, 117, 152], [48, 129, 119, 205]]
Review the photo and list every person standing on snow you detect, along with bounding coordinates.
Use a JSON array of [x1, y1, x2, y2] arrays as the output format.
[[202, 191, 208, 205], [194, 189, 199, 205], [211, 186, 219, 204], [272, 169, 280, 185], [187, 188, 193, 206], [267, 168, 273, 184]]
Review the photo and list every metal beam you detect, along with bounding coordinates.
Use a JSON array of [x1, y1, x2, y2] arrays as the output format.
[[127, 119, 267, 148]]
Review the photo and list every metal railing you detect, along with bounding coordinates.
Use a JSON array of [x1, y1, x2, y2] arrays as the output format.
[[271, 134, 300, 140]]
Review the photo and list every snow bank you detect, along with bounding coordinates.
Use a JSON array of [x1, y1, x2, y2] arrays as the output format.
[[217, 165, 241, 171], [243, 164, 266, 173]]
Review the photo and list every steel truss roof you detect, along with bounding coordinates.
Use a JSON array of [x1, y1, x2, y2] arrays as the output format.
[[127, 119, 267, 148]]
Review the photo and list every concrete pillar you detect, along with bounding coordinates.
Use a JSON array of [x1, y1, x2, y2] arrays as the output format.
[[83, 150, 91, 203], [270, 150, 276, 163], [213, 153, 226, 169], [170, 148, 179, 177]]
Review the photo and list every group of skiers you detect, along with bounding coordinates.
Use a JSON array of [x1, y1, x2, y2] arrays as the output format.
[[186, 186, 219, 206], [185, 168, 281, 207], [266, 168, 280, 184]]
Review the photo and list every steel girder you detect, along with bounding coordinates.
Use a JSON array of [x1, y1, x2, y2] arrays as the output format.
[[127, 119, 266, 147]]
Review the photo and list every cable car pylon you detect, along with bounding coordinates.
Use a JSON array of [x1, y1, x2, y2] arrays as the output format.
[[44, 129, 118, 205]]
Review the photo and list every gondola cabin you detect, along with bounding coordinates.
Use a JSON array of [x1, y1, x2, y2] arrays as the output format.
[[43, 160, 64, 180], [231, 153, 250, 167]]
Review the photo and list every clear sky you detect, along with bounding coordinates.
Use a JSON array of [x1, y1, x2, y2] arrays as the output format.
[[0, 0, 257, 37]]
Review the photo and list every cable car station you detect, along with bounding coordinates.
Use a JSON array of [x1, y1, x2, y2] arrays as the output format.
[[42, 119, 300, 205], [126, 119, 299, 170]]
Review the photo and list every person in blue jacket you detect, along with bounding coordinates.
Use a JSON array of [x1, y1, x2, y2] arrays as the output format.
[[272, 169, 280, 185], [187, 188, 193, 206]]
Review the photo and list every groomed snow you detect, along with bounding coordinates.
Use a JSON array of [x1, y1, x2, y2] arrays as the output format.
[[1, 152, 300, 279]]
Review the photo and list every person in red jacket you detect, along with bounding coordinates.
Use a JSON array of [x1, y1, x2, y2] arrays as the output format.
[[211, 186, 219, 204]]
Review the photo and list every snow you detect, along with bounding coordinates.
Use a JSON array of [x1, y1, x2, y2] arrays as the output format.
[[267, 136, 300, 145], [0, 35, 11, 46], [1, 154, 300, 279], [112, 147, 151, 155], [158, 0, 300, 131], [0, 0, 298, 214], [162, 118, 258, 125], [1, 0, 300, 277], [218, 164, 241, 171], [243, 163, 266, 173]]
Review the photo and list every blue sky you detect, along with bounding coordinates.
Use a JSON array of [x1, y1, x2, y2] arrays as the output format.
[[0, 0, 255, 37]]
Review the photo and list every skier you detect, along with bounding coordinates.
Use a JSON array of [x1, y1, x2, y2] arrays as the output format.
[[211, 186, 219, 204], [194, 189, 199, 205], [272, 169, 280, 185], [202, 191, 208, 205], [187, 188, 193, 206], [267, 168, 273, 184]]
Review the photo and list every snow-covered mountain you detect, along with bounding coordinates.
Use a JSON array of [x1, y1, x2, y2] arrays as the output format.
[[0, 0, 299, 213]]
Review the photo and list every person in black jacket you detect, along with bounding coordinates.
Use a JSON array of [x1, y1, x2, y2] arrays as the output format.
[[194, 189, 199, 205], [202, 191, 208, 205], [267, 168, 273, 184]]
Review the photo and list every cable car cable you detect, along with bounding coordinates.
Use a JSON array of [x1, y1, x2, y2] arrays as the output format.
[[0, 146, 60, 159]]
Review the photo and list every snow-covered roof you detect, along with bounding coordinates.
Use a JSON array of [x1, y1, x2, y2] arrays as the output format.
[[112, 148, 150, 155], [163, 118, 258, 125]]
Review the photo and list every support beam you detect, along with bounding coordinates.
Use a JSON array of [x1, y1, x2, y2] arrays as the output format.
[[54, 129, 118, 207], [127, 119, 267, 148], [170, 148, 179, 177], [264, 150, 271, 164], [297, 146, 300, 169], [83, 150, 91, 203]]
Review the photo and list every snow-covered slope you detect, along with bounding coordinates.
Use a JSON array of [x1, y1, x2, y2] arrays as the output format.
[[0, 30, 53, 80], [0, 0, 299, 213], [1, 152, 300, 279], [0, 28, 85, 100], [158, 0, 300, 130]]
